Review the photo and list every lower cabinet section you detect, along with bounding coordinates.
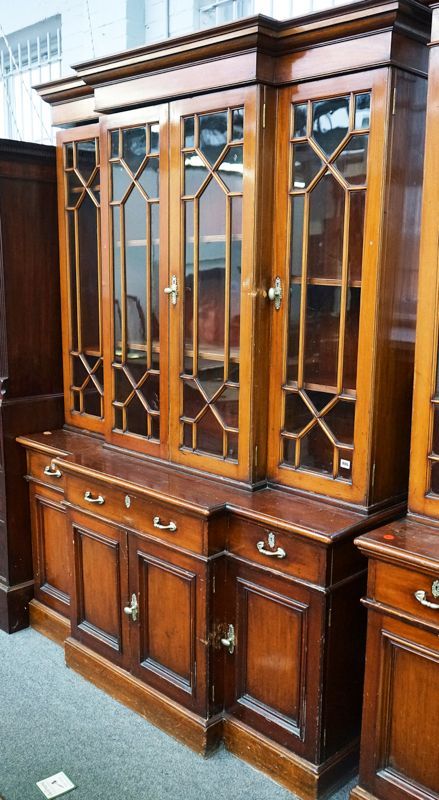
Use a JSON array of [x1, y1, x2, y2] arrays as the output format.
[[30, 483, 71, 617]]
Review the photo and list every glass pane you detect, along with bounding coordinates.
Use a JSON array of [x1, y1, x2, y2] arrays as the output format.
[[355, 93, 371, 130], [343, 287, 361, 390], [227, 432, 238, 459], [284, 392, 313, 435], [83, 386, 101, 416], [292, 143, 322, 190], [335, 135, 368, 186], [78, 193, 100, 351], [199, 111, 228, 165], [183, 380, 206, 420], [122, 127, 146, 174], [430, 461, 439, 494], [304, 285, 341, 387], [197, 359, 223, 402], [112, 162, 131, 201], [149, 123, 160, 153], [293, 104, 307, 138], [286, 284, 301, 384], [76, 139, 96, 181], [308, 173, 344, 280], [138, 157, 159, 199], [184, 200, 194, 373], [125, 189, 147, 353], [196, 407, 223, 456], [312, 96, 349, 156], [213, 386, 239, 429], [184, 152, 209, 196], [338, 448, 353, 480], [432, 407, 439, 454], [110, 130, 119, 159], [139, 373, 160, 412], [68, 212, 78, 351], [349, 191, 366, 283], [198, 179, 226, 353], [72, 391, 81, 412], [306, 390, 334, 412], [67, 172, 83, 207], [290, 195, 304, 278], [300, 424, 333, 474], [65, 142, 74, 168], [126, 394, 148, 437], [324, 400, 355, 445], [114, 368, 133, 403], [113, 207, 122, 357], [232, 108, 244, 141], [217, 146, 243, 193], [184, 117, 195, 148], [183, 422, 193, 448], [151, 203, 160, 364], [72, 356, 88, 388], [283, 437, 296, 465], [230, 196, 242, 354]]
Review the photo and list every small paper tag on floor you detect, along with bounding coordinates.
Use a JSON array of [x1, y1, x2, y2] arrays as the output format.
[[36, 772, 76, 798]]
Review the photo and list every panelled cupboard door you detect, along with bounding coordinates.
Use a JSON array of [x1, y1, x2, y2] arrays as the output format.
[[359, 612, 439, 800], [30, 483, 71, 617], [267, 70, 389, 504], [224, 560, 324, 760], [56, 125, 105, 433], [168, 88, 258, 481], [100, 106, 169, 458], [127, 534, 208, 714], [70, 509, 130, 667]]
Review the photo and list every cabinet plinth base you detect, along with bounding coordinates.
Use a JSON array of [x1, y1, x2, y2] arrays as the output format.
[[29, 599, 70, 645], [223, 716, 358, 800], [0, 579, 34, 634], [64, 637, 223, 756], [349, 787, 378, 800]]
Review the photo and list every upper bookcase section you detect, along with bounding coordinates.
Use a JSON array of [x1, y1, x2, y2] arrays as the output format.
[[35, 0, 431, 126]]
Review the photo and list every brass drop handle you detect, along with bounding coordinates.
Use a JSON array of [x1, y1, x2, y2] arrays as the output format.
[[268, 276, 283, 310], [44, 464, 62, 478], [164, 274, 178, 305], [124, 593, 138, 622], [257, 540, 286, 559], [220, 623, 235, 654], [84, 490, 105, 505], [414, 580, 439, 610], [153, 516, 177, 532]]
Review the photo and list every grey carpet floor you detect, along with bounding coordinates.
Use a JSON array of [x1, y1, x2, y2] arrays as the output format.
[[0, 628, 357, 800]]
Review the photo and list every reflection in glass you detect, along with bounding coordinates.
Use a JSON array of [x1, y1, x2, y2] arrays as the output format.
[[290, 195, 304, 277], [324, 400, 355, 444], [125, 189, 147, 354], [67, 171, 83, 207], [139, 373, 160, 412], [184, 152, 209, 196], [284, 392, 313, 435], [151, 203, 160, 363], [110, 130, 119, 159], [231, 196, 242, 353], [293, 104, 307, 138], [149, 123, 160, 153], [343, 287, 361, 390], [217, 146, 243, 192], [227, 432, 238, 460], [286, 284, 301, 384], [184, 117, 195, 148], [300, 424, 333, 474], [292, 143, 322, 189], [65, 142, 74, 168], [198, 359, 224, 402], [304, 285, 341, 387], [308, 174, 344, 280], [184, 200, 194, 373], [348, 191, 366, 283], [77, 139, 96, 181], [214, 386, 239, 428], [312, 96, 349, 155], [199, 111, 228, 165], [335, 136, 368, 185], [138, 158, 159, 198], [68, 212, 78, 351], [112, 162, 131, 201], [78, 193, 100, 351], [355, 93, 371, 130], [197, 408, 223, 456], [113, 207, 122, 356], [232, 108, 244, 141], [198, 179, 226, 352], [122, 127, 146, 174]]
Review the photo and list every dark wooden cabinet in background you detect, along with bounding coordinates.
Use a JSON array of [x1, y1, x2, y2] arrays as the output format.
[[16, 2, 434, 799], [0, 140, 63, 633]]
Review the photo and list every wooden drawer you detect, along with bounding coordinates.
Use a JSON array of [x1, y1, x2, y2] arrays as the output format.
[[373, 560, 439, 629], [28, 451, 66, 491], [65, 473, 205, 554], [227, 517, 326, 585]]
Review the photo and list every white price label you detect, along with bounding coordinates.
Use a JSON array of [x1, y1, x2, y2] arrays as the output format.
[[36, 772, 76, 799], [340, 459, 351, 470]]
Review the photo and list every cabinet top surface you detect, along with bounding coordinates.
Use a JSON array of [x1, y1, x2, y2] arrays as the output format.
[[35, 0, 431, 111], [17, 429, 385, 543], [356, 517, 439, 568]]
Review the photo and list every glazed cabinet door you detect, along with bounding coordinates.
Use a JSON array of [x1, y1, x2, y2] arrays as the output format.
[[30, 483, 71, 618], [267, 71, 389, 504], [70, 509, 130, 667], [57, 125, 104, 432], [224, 559, 324, 760], [127, 533, 208, 714], [168, 88, 258, 481], [101, 106, 169, 458], [359, 611, 439, 800]]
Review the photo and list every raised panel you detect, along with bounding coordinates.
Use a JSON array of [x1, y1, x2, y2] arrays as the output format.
[[241, 581, 306, 729], [30, 485, 71, 616], [72, 513, 128, 662], [381, 633, 439, 796]]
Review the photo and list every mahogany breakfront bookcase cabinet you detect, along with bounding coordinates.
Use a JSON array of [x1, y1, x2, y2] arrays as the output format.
[[351, 4, 439, 800], [17, 2, 432, 798]]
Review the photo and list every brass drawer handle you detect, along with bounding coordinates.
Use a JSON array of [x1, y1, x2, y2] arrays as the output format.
[[257, 541, 286, 558], [84, 490, 105, 505], [153, 515, 177, 532], [414, 580, 439, 610], [43, 464, 62, 479]]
